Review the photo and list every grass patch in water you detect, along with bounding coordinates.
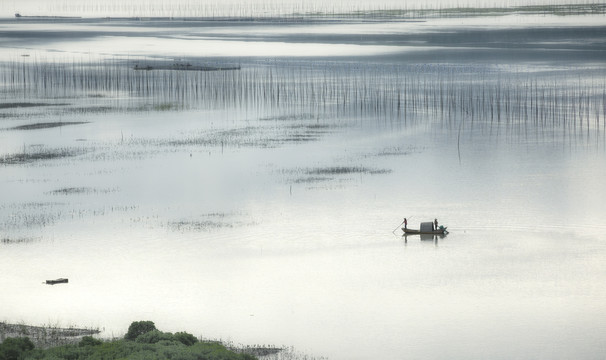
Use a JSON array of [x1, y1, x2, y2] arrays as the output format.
[[170, 123, 332, 149], [306, 166, 391, 175], [259, 114, 316, 122], [293, 176, 332, 184], [168, 213, 252, 232], [168, 220, 234, 231], [70, 106, 114, 113], [375, 146, 416, 157], [285, 166, 392, 186], [2, 210, 59, 229], [1, 237, 40, 245], [154, 103, 176, 111], [46, 187, 118, 195], [0, 147, 86, 165]]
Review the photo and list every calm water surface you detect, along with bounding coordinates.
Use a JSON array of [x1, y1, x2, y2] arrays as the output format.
[[1, 13, 606, 360]]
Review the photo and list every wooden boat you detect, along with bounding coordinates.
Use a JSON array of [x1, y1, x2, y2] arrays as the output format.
[[402, 221, 448, 235], [46, 278, 68, 285]]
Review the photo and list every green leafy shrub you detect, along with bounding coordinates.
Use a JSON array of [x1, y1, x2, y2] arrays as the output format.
[[156, 340, 182, 347], [29, 344, 93, 360], [134, 330, 174, 344], [0, 337, 35, 360], [78, 336, 102, 347], [124, 321, 156, 341], [174, 332, 198, 346]]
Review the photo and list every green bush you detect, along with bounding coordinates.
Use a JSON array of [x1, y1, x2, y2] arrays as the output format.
[[28, 344, 93, 360], [124, 321, 157, 341], [174, 332, 198, 346], [78, 336, 102, 347], [134, 330, 174, 344], [0, 337, 35, 360]]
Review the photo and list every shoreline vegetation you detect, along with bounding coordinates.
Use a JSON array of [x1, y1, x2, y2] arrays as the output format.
[[0, 321, 284, 359], [0, 322, 100, 349]]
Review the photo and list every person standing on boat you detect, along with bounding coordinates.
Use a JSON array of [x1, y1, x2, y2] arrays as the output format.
[[404, 218, 408, 229], [434, 218, 438, 230]]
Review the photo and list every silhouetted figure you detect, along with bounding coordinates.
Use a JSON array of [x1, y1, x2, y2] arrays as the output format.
[[434, 218, 438, 230], [404, 218, 407, 229]]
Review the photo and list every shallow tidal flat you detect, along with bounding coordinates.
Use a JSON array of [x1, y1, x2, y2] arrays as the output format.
[[1, 9, 606, 360]]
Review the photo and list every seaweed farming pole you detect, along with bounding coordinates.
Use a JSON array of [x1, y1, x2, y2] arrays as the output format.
[[21, 57, 27, 98]]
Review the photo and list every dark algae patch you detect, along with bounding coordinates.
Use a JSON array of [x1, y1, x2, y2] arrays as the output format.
[[286, 166, 392, 186], [10, 121, 89, 131], [168, 220, 234, 231], [306, 166, 391, 175], [168, 213, 252, 232], [0, 147, 85, 165], [170, 123, 333, 149], [46, 187, 118, 195], [0, 102, 69, 109], [1, 237, 40, 245], [293, 176, 332, 184], [47, 187, 96, 195]]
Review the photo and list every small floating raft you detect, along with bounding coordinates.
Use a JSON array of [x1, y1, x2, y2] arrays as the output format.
[[46, 278, 68, 285]]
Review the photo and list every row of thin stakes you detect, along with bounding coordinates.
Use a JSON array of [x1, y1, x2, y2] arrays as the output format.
[[7, 1, 606, 19], [1, 58, 605, 132]]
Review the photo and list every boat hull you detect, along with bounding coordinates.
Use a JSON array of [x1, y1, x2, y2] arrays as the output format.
[[46, 278, 68, 285], [402, 228, 447, 235]]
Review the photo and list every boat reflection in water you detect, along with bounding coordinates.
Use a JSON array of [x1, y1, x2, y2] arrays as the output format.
[[403, 233, 447, 245]]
